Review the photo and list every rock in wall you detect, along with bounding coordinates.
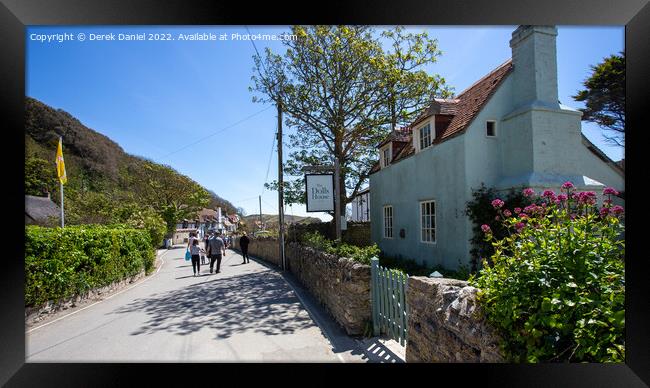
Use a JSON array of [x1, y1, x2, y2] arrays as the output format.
[[405, 277, 504, 362]]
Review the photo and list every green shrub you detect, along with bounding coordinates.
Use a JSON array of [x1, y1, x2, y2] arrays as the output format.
[[378, 253, 471, 279], [125, 207, 167, 248], [466, 184, 536, 271], [470, 184, 625, 362], [25, 225, 155, 308], [301, 231, 380, 265]]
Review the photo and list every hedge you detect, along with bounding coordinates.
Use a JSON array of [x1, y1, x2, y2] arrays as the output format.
[[25, 225, 155, 308]]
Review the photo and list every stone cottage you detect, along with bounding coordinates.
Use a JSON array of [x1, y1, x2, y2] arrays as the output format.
[[369, 25, 624, 270]]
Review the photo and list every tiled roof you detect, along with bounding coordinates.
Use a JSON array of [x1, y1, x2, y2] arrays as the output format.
[[372, 59, 513, 172], [378, 126, 412, 148], [25, 195, 60, 222]]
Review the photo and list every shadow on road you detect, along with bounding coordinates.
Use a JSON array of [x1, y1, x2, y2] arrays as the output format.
[[110, 268, 315, 339]]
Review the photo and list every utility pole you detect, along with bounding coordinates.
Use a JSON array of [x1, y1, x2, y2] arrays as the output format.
[[277, 101, 286, 271], [259, 195, 263, 231], [334, 157, 341, 241]]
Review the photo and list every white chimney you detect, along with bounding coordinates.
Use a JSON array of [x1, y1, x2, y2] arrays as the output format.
[[509, 25, 559, 109]]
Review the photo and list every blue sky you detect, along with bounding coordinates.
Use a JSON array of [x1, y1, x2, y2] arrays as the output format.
[[26, 25, 624, 220]]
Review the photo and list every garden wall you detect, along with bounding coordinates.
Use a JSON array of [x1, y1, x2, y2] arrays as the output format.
[[234, 237, 371, 335], [405, 276, 504, 362]]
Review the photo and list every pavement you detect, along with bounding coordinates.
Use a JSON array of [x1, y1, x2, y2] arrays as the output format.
[[26, 246, 405, 362]]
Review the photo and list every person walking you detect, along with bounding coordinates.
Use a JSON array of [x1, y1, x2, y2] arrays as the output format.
[[189, 238, 203, 276], [207, 231, 226, 274], [239, 232, 250, 264]]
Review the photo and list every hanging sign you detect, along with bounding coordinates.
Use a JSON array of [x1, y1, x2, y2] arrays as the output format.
[[305, 173, 335, 212]]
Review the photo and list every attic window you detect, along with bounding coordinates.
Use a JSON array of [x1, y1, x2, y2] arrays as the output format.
[[419, 123, 432, 150], [486, 121, 496, 137], [380, 144, 392, 168]]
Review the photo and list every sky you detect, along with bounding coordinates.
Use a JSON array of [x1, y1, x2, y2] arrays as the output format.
[[26, 25, 624, 221]]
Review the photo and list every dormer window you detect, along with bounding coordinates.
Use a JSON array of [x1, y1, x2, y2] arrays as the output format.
[[380, 143, 392, 168], [418, 123, 432, 150]]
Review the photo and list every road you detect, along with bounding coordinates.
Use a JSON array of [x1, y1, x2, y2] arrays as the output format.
[[26, 247, 394, 362]]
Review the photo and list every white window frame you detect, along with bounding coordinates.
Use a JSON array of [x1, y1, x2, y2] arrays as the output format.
[[380, 143, 392, 168], [486, 120, 497, 138], [383, 205, 393, 239], [419, 200, 436, 244], [414, 118, 435, 152]]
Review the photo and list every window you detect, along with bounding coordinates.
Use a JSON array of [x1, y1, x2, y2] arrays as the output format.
[[419, 123, 432, 150], [383, 205, 393, 238], [420, 200, 436, 243], [380, 144, 391, 168], [486, 121, 496, 137]]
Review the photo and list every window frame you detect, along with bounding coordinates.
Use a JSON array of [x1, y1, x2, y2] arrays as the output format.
[[486, 120, 497, 138], [380, 143, 392, 168], [383, 205, 393, 239], [419, 200, 436, 244], [418, 123, 432, 150]]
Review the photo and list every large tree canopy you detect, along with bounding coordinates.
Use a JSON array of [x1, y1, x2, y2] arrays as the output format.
[[251, 26, 452, 217], [573, 52, 625, 147]]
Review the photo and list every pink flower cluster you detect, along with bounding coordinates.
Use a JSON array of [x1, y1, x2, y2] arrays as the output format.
[[491, 199, 505, 209], [523, 188, 536, 198], [481, 224, 492, 233]]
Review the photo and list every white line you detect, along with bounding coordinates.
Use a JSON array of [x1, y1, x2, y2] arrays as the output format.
[[27, 250, 169, 333]]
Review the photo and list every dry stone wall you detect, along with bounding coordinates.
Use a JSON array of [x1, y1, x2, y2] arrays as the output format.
[[405, 276, 505, 362]]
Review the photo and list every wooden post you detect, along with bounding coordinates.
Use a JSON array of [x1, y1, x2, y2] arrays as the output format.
[[371, 257, 380, 336]]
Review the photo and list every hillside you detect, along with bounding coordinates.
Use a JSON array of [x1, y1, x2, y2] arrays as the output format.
[[242, 214, 321, 229], [25, 97, 238, 228]]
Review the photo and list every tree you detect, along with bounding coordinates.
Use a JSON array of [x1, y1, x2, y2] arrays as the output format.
[[128, 160, 211, 234], [25, 156, 58, 197], [573, 52, 625, 147], [251, 26, 451, 220]]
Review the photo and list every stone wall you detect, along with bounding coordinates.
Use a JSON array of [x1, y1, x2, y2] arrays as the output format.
[[234, 237, 371, 335], [405, 276, 504, 362]]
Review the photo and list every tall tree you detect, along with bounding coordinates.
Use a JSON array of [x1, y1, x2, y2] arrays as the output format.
[[127, 160, 211, 234], [573, 52, 625, 147], [251, 26, 451, 219]]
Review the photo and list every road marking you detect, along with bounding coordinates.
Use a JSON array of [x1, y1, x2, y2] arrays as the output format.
[[27, 249, 169, 333]]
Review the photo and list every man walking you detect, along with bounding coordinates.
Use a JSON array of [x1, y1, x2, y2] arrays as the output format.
[[207, 231, 226, 274], [239, 232, 250, 264]]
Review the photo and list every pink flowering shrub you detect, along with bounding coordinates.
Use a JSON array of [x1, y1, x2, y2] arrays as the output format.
[[470, 183, 625, 363]]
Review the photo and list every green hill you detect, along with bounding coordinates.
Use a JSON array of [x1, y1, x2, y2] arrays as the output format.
[[24, 97, 237, 231], [242, 214, 321, 230]]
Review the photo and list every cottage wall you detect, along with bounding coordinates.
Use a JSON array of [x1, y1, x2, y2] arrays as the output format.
[[370, 132, 468, 269]]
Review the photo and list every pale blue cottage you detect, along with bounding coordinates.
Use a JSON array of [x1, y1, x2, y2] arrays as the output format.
[[369, 25, 624, 270]]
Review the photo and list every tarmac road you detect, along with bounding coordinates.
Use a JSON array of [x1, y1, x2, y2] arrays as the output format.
[[26, 246, 376, 362]]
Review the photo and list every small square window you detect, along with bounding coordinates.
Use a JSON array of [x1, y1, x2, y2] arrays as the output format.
[[486, 121, 496, 137]]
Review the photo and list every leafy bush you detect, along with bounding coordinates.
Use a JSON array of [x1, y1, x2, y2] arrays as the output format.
[[466, 184, 536, 271], [379, 253, 471, 280], [25, 225, 155, 308], [125, 207, 167, 248], [470, 184, 625, 362], [301, 231, 380, 265]]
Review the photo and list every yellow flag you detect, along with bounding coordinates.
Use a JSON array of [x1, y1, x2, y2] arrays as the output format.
[[56, 138, 67, 184]]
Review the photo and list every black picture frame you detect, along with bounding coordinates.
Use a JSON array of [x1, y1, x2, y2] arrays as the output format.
[[2, 0, 647, 385], [304, 173, 335, 213]]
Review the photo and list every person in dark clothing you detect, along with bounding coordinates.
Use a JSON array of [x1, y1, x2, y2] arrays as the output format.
[[207, 231, 226, 273], [239, 232, 250, 264], [189, 239, 203, 277]]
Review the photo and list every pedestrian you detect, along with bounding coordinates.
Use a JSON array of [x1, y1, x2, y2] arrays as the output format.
[[239, 232, 250, 264], [189, 238, 203, 276], [201, 232, 210, 265], [207, 231, 226, 274]]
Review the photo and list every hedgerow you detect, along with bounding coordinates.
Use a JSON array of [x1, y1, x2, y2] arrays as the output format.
[[25, 225, 155, 308], [301, 231, 380, 265]]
